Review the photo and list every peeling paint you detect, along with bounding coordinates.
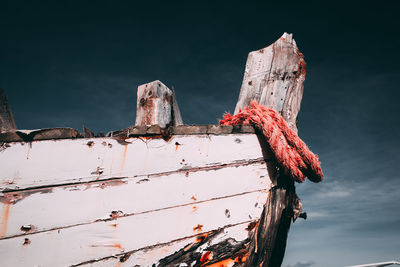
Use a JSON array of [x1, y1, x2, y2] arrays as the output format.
[[90, 167, 104, 175], [22, 238, 31, 246], [200, 251, 213, 264], [175, 142, 181, 151], [110, 210, 124, 220], [0, 188, 53, 205], [193, 224, 203, 233], [245, 221, 257, 231], [207, 258, 235, 267]]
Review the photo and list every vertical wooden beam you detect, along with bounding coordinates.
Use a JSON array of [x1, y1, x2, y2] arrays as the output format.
[[0, 88, 17, 132], [171, 86, 183, 126], [235, 32, 306, 132], [241, 33, 306, 267], [135, 80, 183, 128]]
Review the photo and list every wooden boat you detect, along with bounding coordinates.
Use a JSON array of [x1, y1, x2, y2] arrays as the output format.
[[0, 33, 315, 267]]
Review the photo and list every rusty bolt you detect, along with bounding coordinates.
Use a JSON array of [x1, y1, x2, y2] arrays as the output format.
[[139, 98, 146, 106], [20, 224, 33, 232]]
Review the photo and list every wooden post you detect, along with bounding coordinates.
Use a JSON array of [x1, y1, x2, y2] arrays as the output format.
[[235, 32, 306, 132], [0, 88, 16, 132], [241, 33, 305, 267], [135, 80, 183, 128]]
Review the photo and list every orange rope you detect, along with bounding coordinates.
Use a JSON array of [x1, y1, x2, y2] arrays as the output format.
[[220, 101, 323, 183]]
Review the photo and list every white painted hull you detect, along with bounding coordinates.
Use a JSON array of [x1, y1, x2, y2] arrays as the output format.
[[0, 132, 274, 266]]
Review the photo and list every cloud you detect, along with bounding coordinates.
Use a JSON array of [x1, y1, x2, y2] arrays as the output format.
[[286, 261, 315, 267]]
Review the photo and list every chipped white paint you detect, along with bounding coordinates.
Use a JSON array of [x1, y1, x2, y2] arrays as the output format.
[[0, 191, 267, 266], [0, 132, 273, 266], [0, 162, 270, 239], [0, 134, 269, 191], [85, 222, 251, 266]]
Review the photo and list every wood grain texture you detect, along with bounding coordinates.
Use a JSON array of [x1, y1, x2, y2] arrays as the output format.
[[0, 162, 271, 239], [0, 134, 271, 191], [236, 33, 307, 267], [244, 179, 299, 267], [234, 32, 306, 132], [77, 222, 253, 266], [171, 86, 183, 126], [135, 80, 183, 128], [0, 88, 16, 132], [135, 80, 173, 128], [0, 191, 267, 266]]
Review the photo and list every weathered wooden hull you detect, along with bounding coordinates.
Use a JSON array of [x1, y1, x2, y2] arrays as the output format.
[[0, 128, 276, 266]]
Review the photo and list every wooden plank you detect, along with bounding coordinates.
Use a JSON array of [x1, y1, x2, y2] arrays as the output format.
[[171, 86, 183, 126], [234, 32, 305, 131], [0, 191, 267, 267], [81, 222, 252, 266], [0, 88, 17, 132], [0, 134, 272, 191], [0, 162, 271, 239]]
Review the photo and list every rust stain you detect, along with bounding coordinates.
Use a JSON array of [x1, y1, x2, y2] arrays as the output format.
[[185, 171, 189, 178], [120, 145, 128, 174], [145, 97, 154, 125], [191, 195, 197, 201], [196, 233, 209, 243], [245, 221, 257, 231], [0, 204, 10, 238], [234, 251, 249, 263], [26, 144, 31, 159], [110, 210, 124, 220], [200, 251, 213, 264], [141, 135, 163, 140], [193, 224, 203, 233], [206, 258, 235, 267], [298, 57, 307, 76], [97, 180, 127, 189], [110, 223, 118, 228], [114, 243, 123, 250], [175, 141, 181, 151], [192, 206, 197, 212]]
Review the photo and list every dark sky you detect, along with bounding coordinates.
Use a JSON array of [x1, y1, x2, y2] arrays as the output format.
[[1, 1, 399, 266]]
